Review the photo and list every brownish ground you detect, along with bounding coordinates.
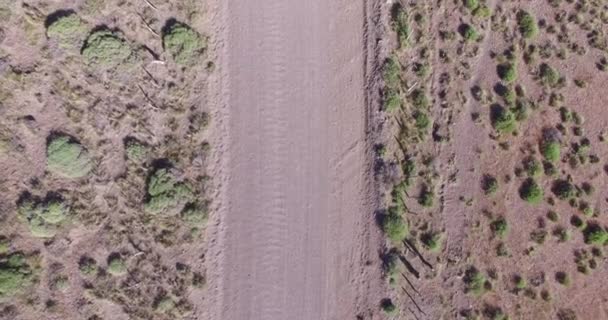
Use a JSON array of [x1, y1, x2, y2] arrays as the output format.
[[379, 0, 608, 319], [204, 0, 385, 319]]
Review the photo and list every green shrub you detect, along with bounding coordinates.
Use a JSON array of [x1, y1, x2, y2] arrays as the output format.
[[464, 0, 479, 10], [497, 63, 517, 82], [393, 7, 410, 48], [107, 254, 127, 276], [539, 63, 560, 87], [82, 29, 133, 67], [414, 111, 430, 130], [382, 211, 408, 243], [383, 251, 399, 285], [384, 90, 401, 112], [461, 24, 478, 41], [124, 138, 149, 162], [0, 253, 34, 297], [491, 217, 508, 238], [46, 12, 87, 47], [162, 21, 206, 66], [583, 223, 608, 245], [181, 201, 209, 225], [421, 232, 442, 251], [519, 178, 543, 204], [47, 135, 92, 178], [145, 168, 194, 214], [383, 57, 400, 89], [410, 89, 429, 109], [491, 105, 516, 133], [482, 174, 498, 195], [464, 267, 488, 295], [418, 185, 434, 207], [540, 140, 560, 162], [381, 299, 398, 315], [473, 5, 492, 18], [18, 195, 69, 238], [523, 157, 542, 177], [518, 11, 538, 39], [78, 256, 97, 275], [551, 180, 574, 200]]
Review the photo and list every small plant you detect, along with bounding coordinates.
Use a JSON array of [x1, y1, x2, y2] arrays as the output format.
[[540, 140, 560, 163], [0, 253, 34, 297], [463, 0, 479, 11], [162, 21, 206, 66], [145, 167, 195, 214], [583, 223, 608, 245], [393, 6, 410, 48], [47, 134, 92, 178], [551, 179, 574, 200], [18, 194, 70, 238], [418, 185, 434, 207], [107, 253, 127, 276], [519, 178, 543, 204], [523, 157, 542, 177], [482, 174, 498, 195], [384, 90, 401, 112], [491, 105, 516, 133], [491, 217, 508, 238], [555, 271, 570, 286], [464, 267, 489, 295], [383, 251, 399, 285], [421, 232, 442, 251], [539, 63, 560, 87], [557, 309, 577, 320], [513, 274, 527, 290], [382, 211, 408, 243], [124, 137, 149, 162], [181, 201, 209, 226], [547, 210, 559, 222], [473, 5, 491, 18], [461, 24, 478, 41], [383, 57, 401, 89], [414, 111, 430, 130], [82, 29, 133, 67], [497, 63, 517, 83], [381, 298, 398, 315], [46, 11, 87, 47], [78, 256, 97, 275], [518, 11, 538, 39]]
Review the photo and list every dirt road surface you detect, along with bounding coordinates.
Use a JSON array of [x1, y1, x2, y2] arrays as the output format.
[[212, 0, 380, 319]]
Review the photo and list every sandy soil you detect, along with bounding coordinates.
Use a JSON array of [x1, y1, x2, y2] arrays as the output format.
[[206, 0, 384, 319]]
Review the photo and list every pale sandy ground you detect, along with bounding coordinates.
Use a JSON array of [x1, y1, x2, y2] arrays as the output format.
[[204, 0, 384, 319]]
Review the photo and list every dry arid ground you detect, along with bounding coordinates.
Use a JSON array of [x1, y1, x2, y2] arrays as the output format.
[[376, 0, 608, 319], [0, 0, 217, 319]]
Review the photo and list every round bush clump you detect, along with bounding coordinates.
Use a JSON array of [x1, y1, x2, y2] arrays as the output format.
[[145, 168, 195, 214], [497, 63, 517, 83], [46, 12, 87, 47], [18, 195, 70, 238], [162, 21, 206, 66], [541, 140, 560, 162], [0, 253, 34, 297], [382, 211, 408, 243], [82, 30, 133, 67], [518, 11, 538, 39], [491, 105, 516, 133], [519, 178, 543, 204], [47, 135, 92, 178]]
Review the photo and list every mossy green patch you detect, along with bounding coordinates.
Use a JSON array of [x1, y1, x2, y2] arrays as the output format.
[[47, 135, 91, 178]]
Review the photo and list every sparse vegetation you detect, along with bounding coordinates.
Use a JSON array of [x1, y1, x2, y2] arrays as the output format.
[[382, 211, 408, 243], [491, 105, 516, 133], [491, 217, 508, 238], [518, 11, 538, 39], [17, 194, 70, 238], [497, 63, 517, 83], [482, 174, 498, 195], [464, 267, 489, 295], [0, 253, 34, 297]]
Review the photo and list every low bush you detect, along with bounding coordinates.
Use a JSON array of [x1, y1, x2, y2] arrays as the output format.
[[491, 217, 508, 238], [82, 29, 133, 67], [551, 179, 574, 200], [393, 7, 409, 48], [463, 0, 479, 10], [382, 211, 408, 243], [519, 178, 543, 204], [539, 63, 560, 87], [497, 63, 517, 82], [18, 194, 69, 238], [381, 298, 398, 315], [145, 168, 195, 214], [383, 57, 400, 89], [46, 11, 87, 47], [518, 11, 538, 39], [162, 21, 206, 66], [107, 253, 127, 276], [482, 174, 498, 195], [181, 201, 209, 226], [583, 223, 608, 245], [464, 267, 489, 295], [491, 105, 516, 133], [0, 253, 34, 297], [540, 140, 560, 162], [461, 24, 478, 41], [47, 135, 92, 178]]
